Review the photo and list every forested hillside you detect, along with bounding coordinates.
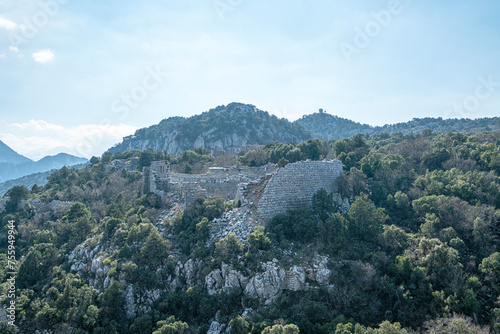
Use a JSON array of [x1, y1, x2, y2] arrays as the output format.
[[295, 111, 500, 141], [1, 131, 499, 333], [107, 103, 311, 156], [107, 103, 500, 157]]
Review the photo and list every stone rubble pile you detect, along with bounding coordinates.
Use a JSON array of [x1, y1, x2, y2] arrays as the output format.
[[208, 206, 262, 244], [105, 157, 139, 171]]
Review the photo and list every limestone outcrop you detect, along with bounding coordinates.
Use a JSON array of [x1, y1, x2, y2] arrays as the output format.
[[204, 255, 333, 306], [244, 260, 287, 305]]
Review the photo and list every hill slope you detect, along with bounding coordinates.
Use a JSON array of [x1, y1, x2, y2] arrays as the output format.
[[107, 102, 311, 155], [295, 111, 500, 140], [294, 111, 372, 140], [1, 131, 498, 333], [108, 105, 500, 156]]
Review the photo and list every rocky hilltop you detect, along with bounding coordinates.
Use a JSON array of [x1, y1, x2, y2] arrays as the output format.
[[107, 103, 311, 155], [108, 104, 500, 157]]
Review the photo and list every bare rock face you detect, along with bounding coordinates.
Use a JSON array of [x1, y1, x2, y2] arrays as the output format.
[[205, 263, 247, 295], [205, 269, 224, 295], [181, 259, 198, 287], [125, 285, 136, 319], [244, 259, 286, 305], [205, 255, 334, 305], [90, 257, 105, 276], [68, 241, 103, 277], [207, 321, 224, 334], [103, 276, 114, 290], [284, 266, 307, 291], [172, 258, 201, 288], [222, 264, 249, 293], [124, 284, 162, 319], [0, 308, 8, 322], [332, 193, 350, 214], [305, 255, 332, 288]]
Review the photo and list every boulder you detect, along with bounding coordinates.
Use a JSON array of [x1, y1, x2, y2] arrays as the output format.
[[207, 321, 223, 334], [244, 259, 286, 305]]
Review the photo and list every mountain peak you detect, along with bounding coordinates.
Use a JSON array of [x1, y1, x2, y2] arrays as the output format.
[[36, 153, 87, 163], [0, 140, 33, 164], [109, 103, 311, 155]]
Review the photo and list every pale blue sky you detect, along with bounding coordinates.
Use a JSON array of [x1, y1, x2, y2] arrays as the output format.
[[0, 0, 499, 158]]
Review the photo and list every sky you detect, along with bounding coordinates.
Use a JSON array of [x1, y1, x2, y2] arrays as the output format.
[[0, 0, 499, 159]]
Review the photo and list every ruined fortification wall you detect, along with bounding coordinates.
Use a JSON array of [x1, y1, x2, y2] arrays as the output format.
[[168, 164, 276, 202], [256, 160, 343, 222], [143, 160, 346, 221], [141, 167, 151, 194], [142, 161, 169, 195], [169, 164, 276, 183]]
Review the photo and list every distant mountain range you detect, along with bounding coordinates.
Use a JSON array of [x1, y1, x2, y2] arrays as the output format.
[[0, 162, 88, 197], [107, 102, 500, 155], [0, 140, 88, 188]]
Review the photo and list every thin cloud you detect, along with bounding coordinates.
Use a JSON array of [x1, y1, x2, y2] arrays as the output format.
[[0, 16, 23, 31], [8, 45, 22, 57], [32, 50, 55, 63], [13, 119, 65, 131], [1, 121, 138, 159]]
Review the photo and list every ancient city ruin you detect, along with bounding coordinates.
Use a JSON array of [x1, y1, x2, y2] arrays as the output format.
[[142, 160, 348, 231]]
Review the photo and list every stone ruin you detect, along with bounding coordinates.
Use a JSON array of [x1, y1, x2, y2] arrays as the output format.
[[141, 161, 170, 196], [143, 160, 348, 228]]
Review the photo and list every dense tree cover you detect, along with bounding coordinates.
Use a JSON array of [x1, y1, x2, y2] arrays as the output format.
[[257, 131, 500, 333], [0, 130, 499, 333], [239, 138, 333, 167], [295, 111, 500, 141], [0, 160, 248, 332]]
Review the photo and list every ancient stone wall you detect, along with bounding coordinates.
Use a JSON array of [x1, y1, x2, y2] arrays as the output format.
[[141, 167, 151, 194], [169, 164, 276, 184], [142, 161, 169, 195], [256, 160, 343, 222], [167, 164, 276, 203], [180, 183, 207, 207], [143, 160, 345, 222]]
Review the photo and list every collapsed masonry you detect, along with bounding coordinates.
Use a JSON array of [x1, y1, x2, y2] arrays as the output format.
[[143, 160, 347, 228]]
